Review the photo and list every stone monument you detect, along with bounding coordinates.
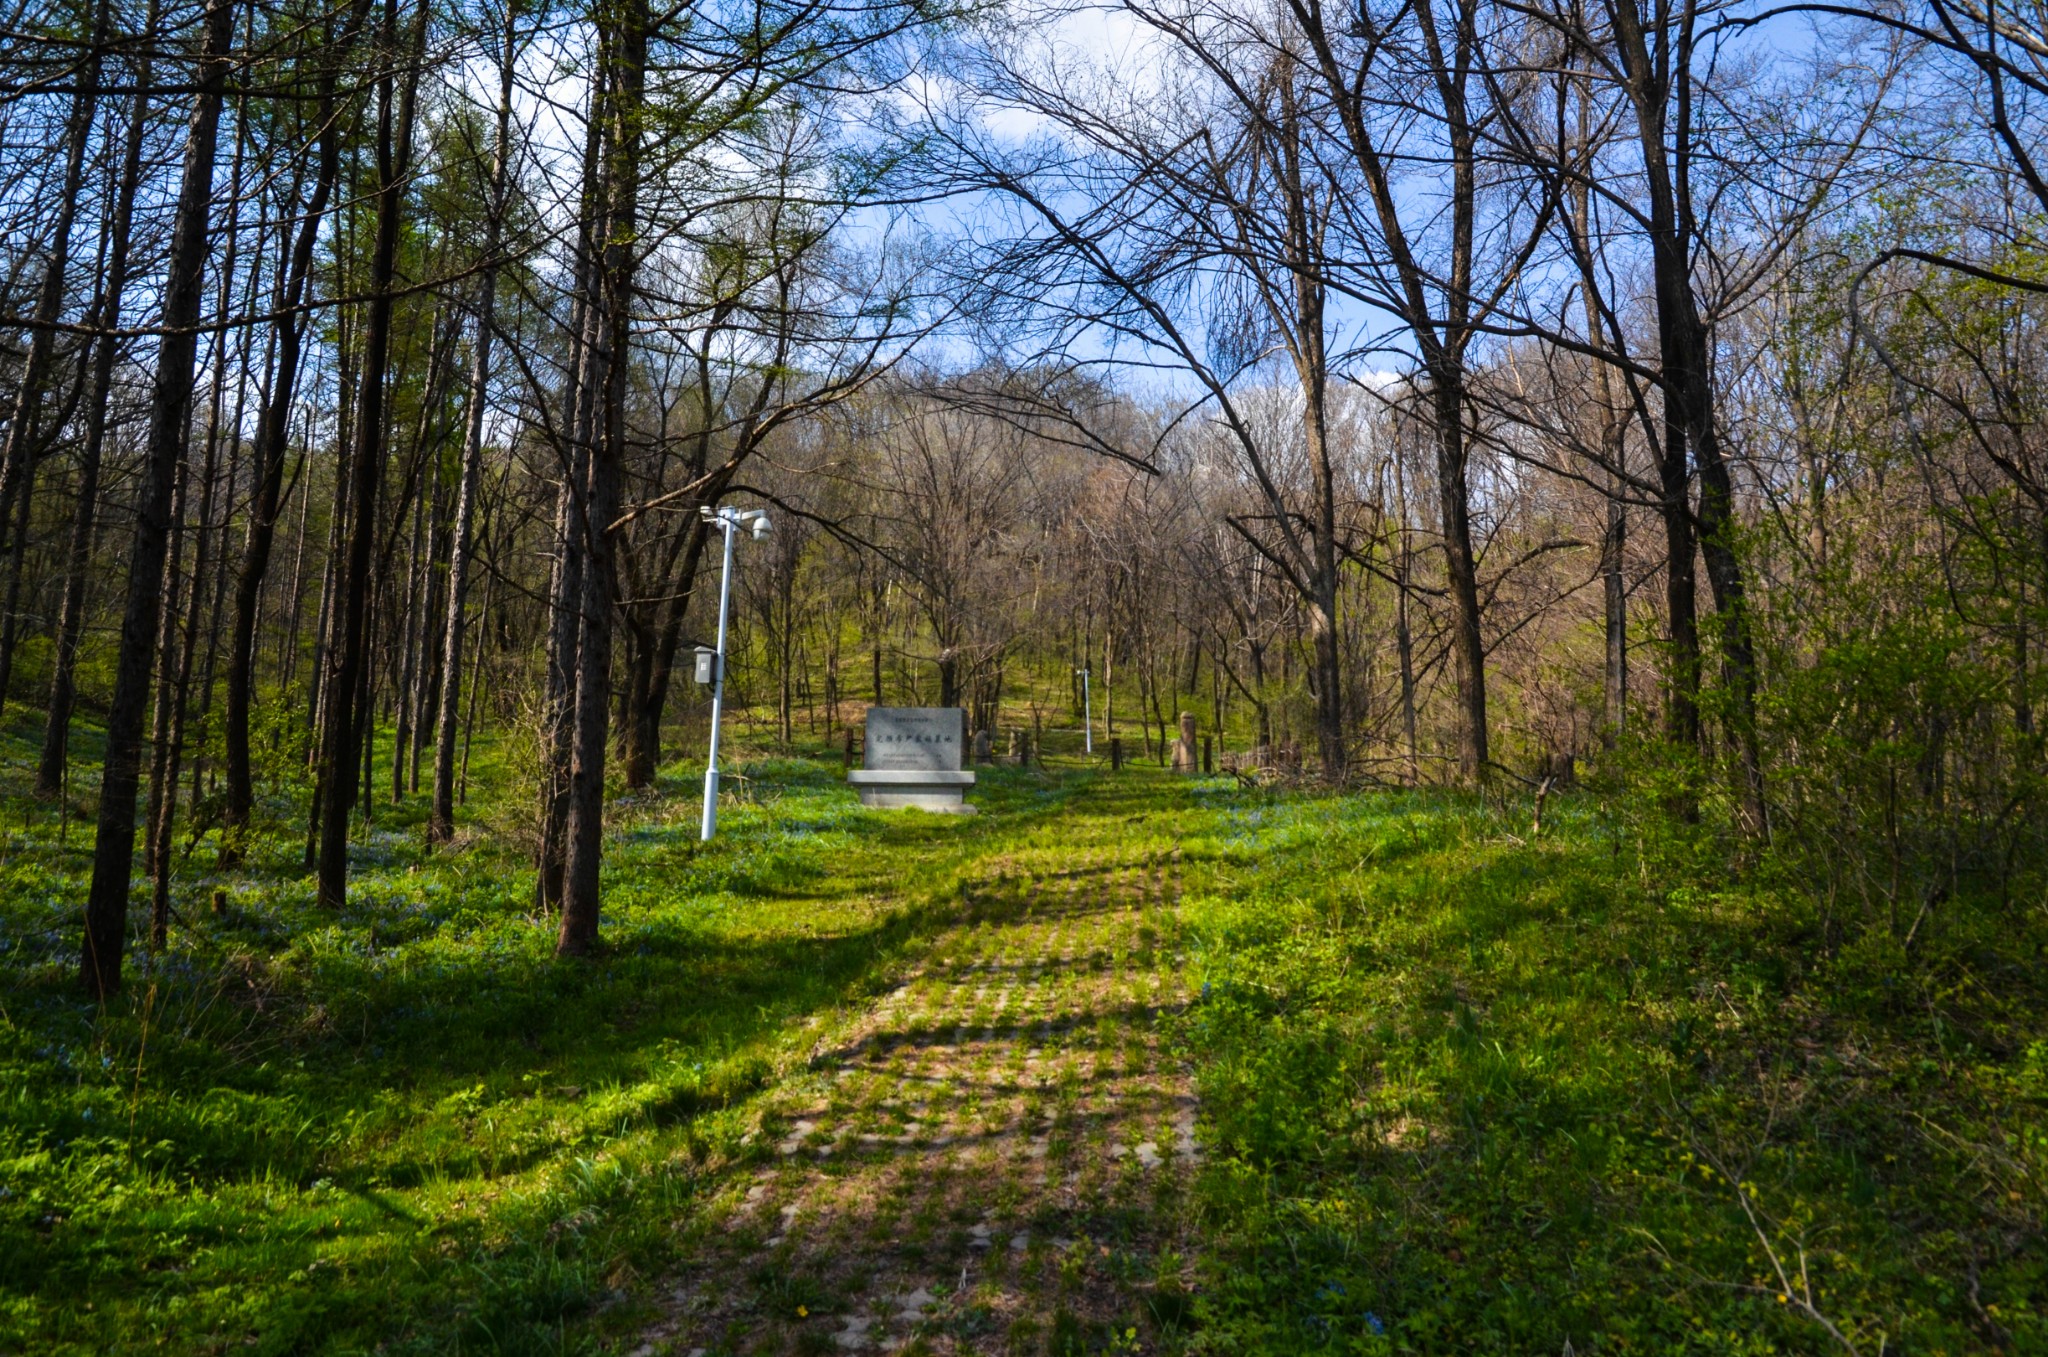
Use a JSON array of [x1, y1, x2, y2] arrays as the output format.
[[847, 707, 976, 812], [1172, 711, 1199, 772]]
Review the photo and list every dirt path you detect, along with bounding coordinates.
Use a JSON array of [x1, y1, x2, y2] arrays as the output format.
[[635, 844, 1198, 1354]]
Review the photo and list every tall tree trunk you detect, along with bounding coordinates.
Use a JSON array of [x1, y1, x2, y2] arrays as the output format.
[[41, 0, 151, 796], [1658, 417, 1700, 752], [1602, 484, 1628, 743], [1433, 374, 1488, 780], [1564, 93, 1631, 752], [558, 0, 647, 956], [220, 65, 348, 858], [316, 0, 426, 909], [309, 301, 357, 750], [1276, 88, 1347, 780], [144, 461, 191, 949], [0, 14, 98, 705], [149, 405, 224, 947], [410, 463, 447, 794], [304, 336, 357, 869], [430, 0, 515, 840], [538, 446, 586, 905], [80, 0, 238, 998], [149, 123, 243, 932], [1301, 0, 1488, 781], [1610, 0, 1762, 832], [1393, 511, 1418, 783], [392, 461, 426, 799], [620, 618, 658, 785], [537, 64, 609, 909]]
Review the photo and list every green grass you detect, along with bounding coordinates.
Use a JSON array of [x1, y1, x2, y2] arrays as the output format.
[[1172, 789, 2048, 1355], [0, 714, 1110, 1355], [2, 714, 2043, 1354]]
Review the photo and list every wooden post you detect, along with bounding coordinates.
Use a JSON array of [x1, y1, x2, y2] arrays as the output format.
[[843, 727, 854, 768], [1203, 734, 1213, 775], [1110, 736, 1123, 771]]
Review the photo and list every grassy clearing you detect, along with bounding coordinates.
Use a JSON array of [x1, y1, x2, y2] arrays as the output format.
[[1174, 789, 2048, 1355], [3, 720, 2043, 1354], [0, 712, 1097, 1355]]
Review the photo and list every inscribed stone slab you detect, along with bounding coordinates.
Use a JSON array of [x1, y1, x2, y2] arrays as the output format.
[[863, 708, 966, 772]]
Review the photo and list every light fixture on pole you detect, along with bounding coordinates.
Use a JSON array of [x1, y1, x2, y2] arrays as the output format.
[[698, 504, 771, 841], [1077, 666, 1092, 754]]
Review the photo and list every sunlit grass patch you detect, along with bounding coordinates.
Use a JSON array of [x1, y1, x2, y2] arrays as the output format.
[[0, 723, 1076, 1353]]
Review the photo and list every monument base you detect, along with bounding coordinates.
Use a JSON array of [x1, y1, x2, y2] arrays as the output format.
[[847, 769, 977, 813]]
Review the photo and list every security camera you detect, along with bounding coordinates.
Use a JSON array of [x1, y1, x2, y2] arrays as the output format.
[[749, 513, 772, 541]]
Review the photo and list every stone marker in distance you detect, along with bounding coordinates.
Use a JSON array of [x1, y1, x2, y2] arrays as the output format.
[[847, 707, 976, 812]]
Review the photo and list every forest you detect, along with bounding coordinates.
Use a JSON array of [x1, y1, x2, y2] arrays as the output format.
[[1, 0, 2045, 1350]]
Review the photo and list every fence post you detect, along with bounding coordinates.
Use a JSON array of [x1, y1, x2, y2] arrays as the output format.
[[1110, 736, 1123, 771], [1203, 734, 1213, 776]]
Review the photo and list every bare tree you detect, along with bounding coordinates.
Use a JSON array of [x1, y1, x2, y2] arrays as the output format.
[[81, 0, 239, 998]]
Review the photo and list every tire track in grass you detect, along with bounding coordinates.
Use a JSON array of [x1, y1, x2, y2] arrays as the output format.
[[635, 845, 1197, 1355]]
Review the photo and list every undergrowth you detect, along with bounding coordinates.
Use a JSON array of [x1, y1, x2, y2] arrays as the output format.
[[1174, 787, 2048, 1355], [4, 713, 2043, 1355], [0, 719, 1082, 1354]]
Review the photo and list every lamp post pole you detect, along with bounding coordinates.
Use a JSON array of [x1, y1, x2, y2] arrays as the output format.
[[701, 514, 738, 840], [698, 505, 771, 841], [1078, 666, 1092, 754]]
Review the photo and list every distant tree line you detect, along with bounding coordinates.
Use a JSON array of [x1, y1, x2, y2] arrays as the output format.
[[0, 0, 2040, 991]]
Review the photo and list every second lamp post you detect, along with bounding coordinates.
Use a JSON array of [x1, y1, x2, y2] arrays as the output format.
[[699, 504, 772, 841]]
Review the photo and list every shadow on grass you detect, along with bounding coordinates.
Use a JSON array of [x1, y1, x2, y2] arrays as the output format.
[[0, 723, 1219, 1354], [1179, 783, 2048, 1355]]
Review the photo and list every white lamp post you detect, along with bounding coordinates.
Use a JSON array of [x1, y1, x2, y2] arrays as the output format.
[[700, 505, 771, 841]]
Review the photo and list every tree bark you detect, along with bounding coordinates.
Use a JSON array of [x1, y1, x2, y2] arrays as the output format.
[[537, 62, 609, 910], [1602, 483, 1628, 743], [41, 0, 151, 797], [80, 0, 238, 998], [1608, 0, 1763, 835], [431, 0, 516, 841], [221, 18, 360, 859], [316, 0, 426, 908], [0, 12, 98, 706], [558, 0, 647, 956], [221, 66, 348, 858], [144, 460, 191, 949], [557, 0, 643, 961], [1433, 374, 1489, 780]]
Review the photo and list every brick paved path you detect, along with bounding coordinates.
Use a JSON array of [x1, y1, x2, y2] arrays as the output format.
[[637, 846, 1198, 1355]]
